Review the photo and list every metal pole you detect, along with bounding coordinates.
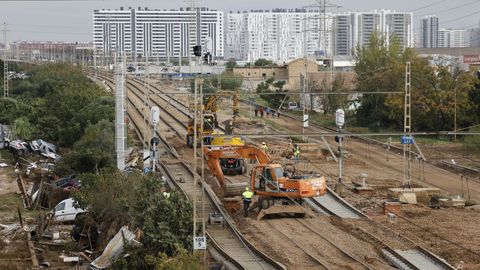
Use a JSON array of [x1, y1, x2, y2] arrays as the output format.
[[3, 22, 8, 98], [454, 86, 457, 142], [193, 78, 198, 248], [403, 61, 412, 188], [115, 53, 126, 171], [152, 123, 157, 172], [200, 78, 206, 265], [338, 129, 343, 183]]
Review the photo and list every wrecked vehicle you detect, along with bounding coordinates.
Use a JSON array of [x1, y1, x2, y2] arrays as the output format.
[[0, 124, 10, 149], [52, 198, 86, 223], [53, 174, 81, 190], [26, 162, 55, 176], [30, 139, 61, 160], [8, 139, 30, 155]]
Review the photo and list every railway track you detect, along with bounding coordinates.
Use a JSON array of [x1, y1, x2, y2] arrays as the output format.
[[89, 73, 285, 270], [355, 226, 455, 270], [307, 187, 367, 219], [92, 73, 456, 270], [295, 219, 375, 270]]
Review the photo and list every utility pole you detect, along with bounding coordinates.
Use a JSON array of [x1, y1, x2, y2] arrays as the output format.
[[115, 53, 126, 171], [193, 78, 207, 255], [403, 62, 412, 188], [3, 22, 9, 98], [454, 86, 457, 142]]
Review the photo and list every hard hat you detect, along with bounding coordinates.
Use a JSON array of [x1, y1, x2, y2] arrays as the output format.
[[245, 187, 249, 191], [262, 142, 266, 145]]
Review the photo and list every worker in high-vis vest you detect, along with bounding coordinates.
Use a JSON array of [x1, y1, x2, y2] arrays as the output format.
[[261, 142, 269, 154], [242, 187, 254, 217], [293, 144, 300, 164]]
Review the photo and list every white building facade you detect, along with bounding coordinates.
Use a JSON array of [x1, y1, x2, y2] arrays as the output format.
[[438, 29, 468, 48], [225, 9, 333, 62], [421, 15, 439, 48], [93, 7, 224, 59], [225, 9, 413, 61], [332, 10, 413, 56]]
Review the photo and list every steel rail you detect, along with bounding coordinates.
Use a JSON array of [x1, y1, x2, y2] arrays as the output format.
[[88, 72, 285, 270], [264, 220, 330, 270], [295, 219, 375, 270]]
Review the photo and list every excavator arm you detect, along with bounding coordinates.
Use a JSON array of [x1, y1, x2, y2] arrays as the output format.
[[204, 145, 271, 186]]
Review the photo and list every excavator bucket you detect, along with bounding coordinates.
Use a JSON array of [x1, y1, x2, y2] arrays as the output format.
[[257, 205, 314, 220]]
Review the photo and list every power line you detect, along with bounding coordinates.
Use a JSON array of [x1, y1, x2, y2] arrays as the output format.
[[409, 0, 449, 12], [414, 0, 480, 17]]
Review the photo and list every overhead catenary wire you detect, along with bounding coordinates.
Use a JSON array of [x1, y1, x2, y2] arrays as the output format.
[[408, 0, 450, 12], [414, 0, 480, 17]]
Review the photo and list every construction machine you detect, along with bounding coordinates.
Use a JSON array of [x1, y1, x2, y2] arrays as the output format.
[[250, 163, 326, 219], [186, 91, 239, 147], [186, 113, 217, 147], [204, 144, 270, 186]]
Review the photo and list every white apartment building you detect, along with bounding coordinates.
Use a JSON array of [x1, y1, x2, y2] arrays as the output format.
[[332, 10, 413, 56], [332, 13, 356, 56], [93, 7, 223, 59], [421, 15, 439, 48], [225, 9, 333, 62], [438, 29, 468, 48], [93, 8, 134, 54]]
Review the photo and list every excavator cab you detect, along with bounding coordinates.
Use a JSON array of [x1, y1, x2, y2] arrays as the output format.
[[250, 164, 326, 219], [186, 114, 218, 147]]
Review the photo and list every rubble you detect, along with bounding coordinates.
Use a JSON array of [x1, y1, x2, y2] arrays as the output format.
[[90, 226, 139, 269]]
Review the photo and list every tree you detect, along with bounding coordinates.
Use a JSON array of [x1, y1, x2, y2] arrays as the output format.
[[225, 58, 237, 69], [65, 120, 115, 173], [353, 32, 478, 132], [254, 58, 276, 67], [311, 74, 349, 115], [353, 32, 405, 129], [257, 78, 289, 109], [74, 171, 197, 269], [11, 117, 34, 140]]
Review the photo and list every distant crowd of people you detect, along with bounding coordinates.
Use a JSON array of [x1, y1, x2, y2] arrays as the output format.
[[254, 106, 280, 118]]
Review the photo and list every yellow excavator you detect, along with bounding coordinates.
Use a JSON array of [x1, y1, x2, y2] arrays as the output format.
[[186, 91, 239, 147]]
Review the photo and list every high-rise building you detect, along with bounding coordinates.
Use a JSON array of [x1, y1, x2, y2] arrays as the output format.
[[438, 29, 468, 48], [468, 25, 480, 47], [421, 15, 439, 48], [332, 13, 356, 56], [438, 29, 450, 48], [384, 12, 413, 49], [225, 9, 333, 62], [331, 10, 413, 56], [93, 8, 134, 55], [449, 29, 468, 48], [93, 7, 223, 59]]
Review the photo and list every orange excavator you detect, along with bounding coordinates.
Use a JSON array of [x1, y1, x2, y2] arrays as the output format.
[[204, 143, 327, 219], [204, 145, 270, 186], [250, 163, 326, 219]]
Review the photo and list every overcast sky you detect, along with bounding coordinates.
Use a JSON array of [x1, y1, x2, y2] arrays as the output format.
[[1, 0, 480, 42]]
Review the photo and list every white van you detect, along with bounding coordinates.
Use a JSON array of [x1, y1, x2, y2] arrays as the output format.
[[288, 102, 298, 110], [53, 198, 86, 222]]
